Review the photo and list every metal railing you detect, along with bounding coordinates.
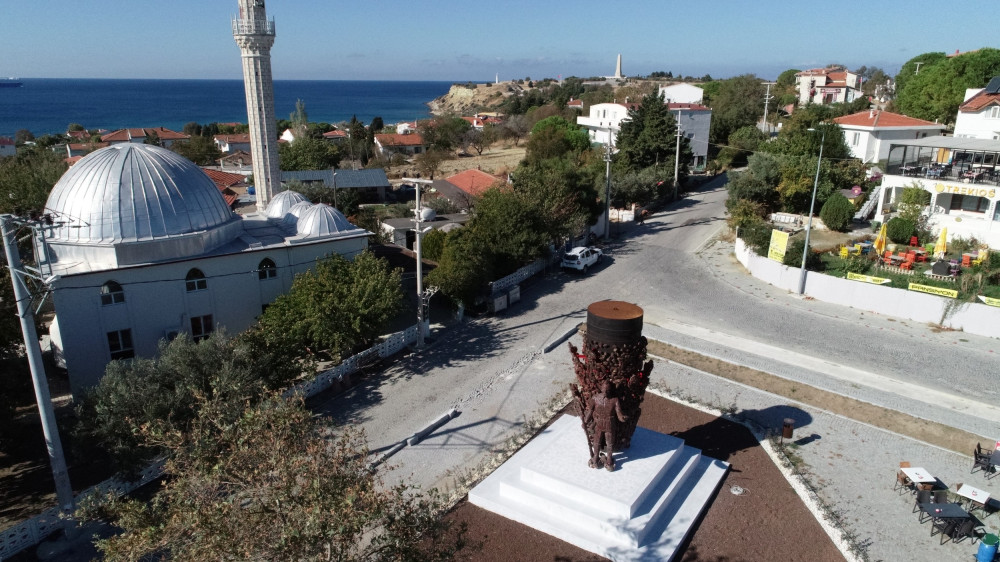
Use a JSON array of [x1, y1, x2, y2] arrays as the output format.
[[231, 18, 275, 35]]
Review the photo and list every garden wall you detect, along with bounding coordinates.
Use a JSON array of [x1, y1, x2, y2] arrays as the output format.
[[734, 239, 1000, 339]]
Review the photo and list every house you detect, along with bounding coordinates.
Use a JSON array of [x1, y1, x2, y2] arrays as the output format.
[[669, 103, 712, 170], [953, 77, 1000, 140], [658, 83, 704, 104], [66, 130, 90, 141], [0, 137, 16, 157], [201, 168, 248, 209], [322, 129, 348, 143], [833, 110, 945, 164], [431, 169, 505, 209], [396, 121, 418, 135], [101, 127, 189, 148], [374, 133, 426, 157], [331, 169, 391, 203], [41, 144, 369, 396], [379, 213, 471, 248], [461, 116, 485, 130], [877, 136, 1000, 247], [794, 68, 861, 106], [215, 133, 253, 153], [218, 150, 253, 171], [66, 142, 109, 158], [577, 102, 639, 145], [566, 98, 584, 111]]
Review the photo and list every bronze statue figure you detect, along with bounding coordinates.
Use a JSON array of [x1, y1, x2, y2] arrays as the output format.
[[583, 380, 627, 470]]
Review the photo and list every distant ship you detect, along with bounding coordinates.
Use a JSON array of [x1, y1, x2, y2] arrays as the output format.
[[0, 77, 23, 88]]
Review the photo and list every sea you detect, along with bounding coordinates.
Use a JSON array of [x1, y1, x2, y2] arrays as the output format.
[[0, 78, 455, 139]]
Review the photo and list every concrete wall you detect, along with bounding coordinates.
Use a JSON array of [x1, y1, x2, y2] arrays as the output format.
[[734, 238, 1000, 339]]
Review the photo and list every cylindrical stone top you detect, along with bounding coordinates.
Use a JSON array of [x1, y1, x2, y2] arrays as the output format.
[[586, 301, 644, 345]]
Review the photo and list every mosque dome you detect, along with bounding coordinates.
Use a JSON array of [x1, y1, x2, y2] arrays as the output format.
[[296, 203, 361, 237], [282, 201, 314, 228], [265, 190, 309, 220], [45, 144, 236, 244]]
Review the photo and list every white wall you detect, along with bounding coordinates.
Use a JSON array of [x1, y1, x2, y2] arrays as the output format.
[[658, 83, 703, 104], [954, 106, 1000, 140], [51, 236, 368, 395], [734, 238, 1000, 338]]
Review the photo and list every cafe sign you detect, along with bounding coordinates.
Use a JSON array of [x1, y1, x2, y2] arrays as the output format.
[[847, 272, 890, 285], [978, 295, 1000, 307], [768, 229, 789, 263], [908, 283, 958, 298], [935, 183, 998, 199]]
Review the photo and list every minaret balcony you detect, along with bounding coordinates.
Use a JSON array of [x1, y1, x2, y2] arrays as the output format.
[[232, 18, 275, 36]]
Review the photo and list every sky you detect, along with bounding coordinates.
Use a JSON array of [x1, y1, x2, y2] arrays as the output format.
[[1, 1, 997, 82]]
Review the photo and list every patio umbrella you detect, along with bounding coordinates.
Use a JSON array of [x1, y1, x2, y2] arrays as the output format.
[[934, 228, 948, 259], [873, 223, 887, 255]]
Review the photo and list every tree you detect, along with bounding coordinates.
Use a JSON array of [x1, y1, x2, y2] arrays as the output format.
[[67, 123, 85, 132], [468, 187, 550, 274], [79, 394, 468, 561], [290, 98, 309, 139], [819, 192, 855, 232], [143, 130, 161, 147], [182, 121, 202, 137], [894, 52, 948, 99], [13, 129, 34, 145], [775, 68, 800, 91], [612, 166, 669, 208], [524, 116, 589, 164], [425, 227, 493, 307], [414, 148, 447, 179], [725, 152, 782, 213], [895, 48, 1000, 124], [419, 116, 471, 154], [256, 251, 403, 359], [171, 136, 223, 166], [0, 147, 66, 215], [512, 156, 601, 242], [709, 74, 766, 144], [370, 116, 384, 132], [278, 136, 341, 170], [501, 115, 530, 146], [615, 92, 682, 172], [421, 228, 447, 261]]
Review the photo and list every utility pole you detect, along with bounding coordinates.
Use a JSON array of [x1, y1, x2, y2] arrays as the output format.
[[673, 110, 682, 201], [603, 144, 612, 241], [1, 214, 75, 518], [762, 82, 776, 135], [403, 178, 437, 345], [914, 62, 924, 75]]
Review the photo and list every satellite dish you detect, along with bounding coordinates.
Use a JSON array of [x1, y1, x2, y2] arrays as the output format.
[[419, 207, 436, 221]]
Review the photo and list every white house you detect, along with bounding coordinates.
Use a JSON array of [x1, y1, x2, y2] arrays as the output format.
[[373, 133, 426, 157], [953, 77, 1000, 140], [576, 102, 638, 146], [658, 83, 704, 105], [0, 137, 15, 157], [214, 133, 253, 153], [40, 144, 369, 396], [877, 136, 1000, 247], [833, 110, 944, 164], [669, 103, 712, 170], [794, 68, 861, 106]]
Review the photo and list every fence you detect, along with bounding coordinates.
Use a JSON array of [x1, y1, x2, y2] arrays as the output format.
[[490, 259, 546, 296], [0, 325, 420, 560]]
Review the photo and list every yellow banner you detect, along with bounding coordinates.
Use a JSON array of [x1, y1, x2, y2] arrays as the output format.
[[847, 272, 890, 285], [768, 230, 789, 263], [977, 295, 1000, 307], [908, 283, 958, 298]]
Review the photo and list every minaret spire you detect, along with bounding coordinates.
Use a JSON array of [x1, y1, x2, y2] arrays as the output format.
[[233, 0, 281, 212]]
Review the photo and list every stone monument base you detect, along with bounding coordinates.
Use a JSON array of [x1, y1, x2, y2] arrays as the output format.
[[469, 415, 729, 562]]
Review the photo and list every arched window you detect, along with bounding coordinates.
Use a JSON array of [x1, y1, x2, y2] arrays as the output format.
[[185, 268, 207, 292], [258, 258, 277, 280], [100, 280, 125, 305]]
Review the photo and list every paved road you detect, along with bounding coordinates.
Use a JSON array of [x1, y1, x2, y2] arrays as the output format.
[[314, 172, 999, 494]]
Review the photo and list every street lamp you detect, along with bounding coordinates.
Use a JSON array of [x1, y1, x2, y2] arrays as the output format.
[[603, 143, 612, 241], [798, 127, 826, 295], [403, 178, 436, 346]]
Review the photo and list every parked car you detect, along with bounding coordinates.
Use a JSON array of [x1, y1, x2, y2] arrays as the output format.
[[561, 246, 603, 272]]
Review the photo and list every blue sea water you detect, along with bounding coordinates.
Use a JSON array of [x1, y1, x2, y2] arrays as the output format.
[[0, 78, 454, 139]]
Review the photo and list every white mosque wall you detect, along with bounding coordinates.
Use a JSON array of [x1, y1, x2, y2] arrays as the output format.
[[52, 235, 368, 396]]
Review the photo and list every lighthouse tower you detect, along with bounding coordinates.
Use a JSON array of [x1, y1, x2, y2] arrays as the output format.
[[233, 0, 281, 211]]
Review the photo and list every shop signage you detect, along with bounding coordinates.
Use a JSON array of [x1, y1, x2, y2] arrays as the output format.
[[935, 183, 997, 199], [908, 283, 958, 298], [847, 272, 891, 285], [977, 295, 1000, 307], [768, 230, 789, 263]]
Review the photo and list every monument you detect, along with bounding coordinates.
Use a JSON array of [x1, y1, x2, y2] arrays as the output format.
[[470, 300, 729, 561], [233, 0, 282, 212]]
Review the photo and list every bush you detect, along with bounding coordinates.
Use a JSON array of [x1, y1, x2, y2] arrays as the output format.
[[819, 193, 855, 232], [726, 199, 768, 230], [886, 217, 916, 244], [421, 228, 446, 261], [784, 239, 824, 270], [738, 222, 772, 257]]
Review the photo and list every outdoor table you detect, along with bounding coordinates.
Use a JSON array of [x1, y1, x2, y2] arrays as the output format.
[[956, 484, 990, 513], [889, 255, 905, 266], [902, 467, 937, 490], [919, 502, 970, 521]]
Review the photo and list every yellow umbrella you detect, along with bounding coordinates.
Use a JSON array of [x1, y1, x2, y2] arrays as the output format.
[[934, 227, 948, 259], [873, 223, 888, 255]]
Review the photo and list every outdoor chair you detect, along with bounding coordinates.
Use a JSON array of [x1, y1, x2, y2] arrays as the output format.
[[895, 464, 913, 494], [883, 251, 894, 265], [933, 490, 949, 504], [907, 251, 917, 262], [934, 517, 976, 545], [900, 259, 913, 271], [973, 449, 995, 477], [840, 247, 849, 259], [910, 236, 919, 247], [852, 244, 862, 256], [963, 255, 972, 267], [931, 517, 958, 542], [915, 489, 932, 520]]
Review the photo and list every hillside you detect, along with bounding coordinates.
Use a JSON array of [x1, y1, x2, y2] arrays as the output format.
[[428, 81, 526, 115]]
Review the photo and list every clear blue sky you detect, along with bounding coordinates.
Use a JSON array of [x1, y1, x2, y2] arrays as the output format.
[[2, 1, 996, 82]]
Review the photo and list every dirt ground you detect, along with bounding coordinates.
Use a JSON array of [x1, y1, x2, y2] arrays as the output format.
[[437, 143, 526, 178], [445, 393, 843, 561]]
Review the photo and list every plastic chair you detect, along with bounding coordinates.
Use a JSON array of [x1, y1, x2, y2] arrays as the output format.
[[840, 247, 849, 259], [962, 255, 972, 267], [910, 236, 919, 247], [883, 251, 894, 265], [900, 259, 913, 271]]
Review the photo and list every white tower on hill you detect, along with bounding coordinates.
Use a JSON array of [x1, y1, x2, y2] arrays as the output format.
[[233, 0, 281, 212], [614, 54, 624, 80]]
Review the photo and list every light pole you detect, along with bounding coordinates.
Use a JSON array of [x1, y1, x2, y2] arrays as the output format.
[[403, 178, 436, 345], [603, 143, 612, 241], [798, 127, 825, 295]]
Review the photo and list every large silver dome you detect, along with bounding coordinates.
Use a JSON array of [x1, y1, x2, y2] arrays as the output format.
[[45, 144, 236, 244]]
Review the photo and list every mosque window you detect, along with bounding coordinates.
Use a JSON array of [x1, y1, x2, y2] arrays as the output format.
[[185, 268, 208, 292], [258, 258, 277, 280], [190, 314, 214, 342], [100, 281, 125, 305], [107, 329, 134, 360]]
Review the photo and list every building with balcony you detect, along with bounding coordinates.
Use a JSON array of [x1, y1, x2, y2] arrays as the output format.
[[877, 136, 1000, 246], [794, 68, 861, 106], [576, 102, 638, 146], [833, 110, 944, 164], [954, 77, 1000, 140]]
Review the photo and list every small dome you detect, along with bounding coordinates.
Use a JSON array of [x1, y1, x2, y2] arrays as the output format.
[[44, 144, 235, 244], [265, 190, 309, 219], [282, 201, 313, 227], [296, 203, 361, 237]]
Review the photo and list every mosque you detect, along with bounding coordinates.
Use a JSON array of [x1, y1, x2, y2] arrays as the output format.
[[38, 0, 369, 395]]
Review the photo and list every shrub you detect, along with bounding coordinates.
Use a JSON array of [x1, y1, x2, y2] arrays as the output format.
[[844, 254, 872, 274], [819, 193, 855, 232], [421, 228, 446, 261], [784, 239, 824, 270], [738, 222, 772, 257], [726, 199, 768, 230], [886, 217, 916, 244]]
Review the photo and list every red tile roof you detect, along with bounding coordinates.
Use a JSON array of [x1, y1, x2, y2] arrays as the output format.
[[67, 142, 109, 150], [101, 127, 188, 142], [461, 116, 484, 128], [64, 156, 83, 165], [0, 137, 14, 146], [375, 133, 425, 147], [202, 168, 247, 188], [214, 133, 252, 143], [67, 130, 90, 139], [833, 110, 941, 128], [322, 130, 347, 139], [959, 89, 1000, 112], [444, 169, 503, 197], [567, 99, 583, 107]]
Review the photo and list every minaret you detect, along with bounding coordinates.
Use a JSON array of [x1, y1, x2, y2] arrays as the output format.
[[233, 0, 281, 212]]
